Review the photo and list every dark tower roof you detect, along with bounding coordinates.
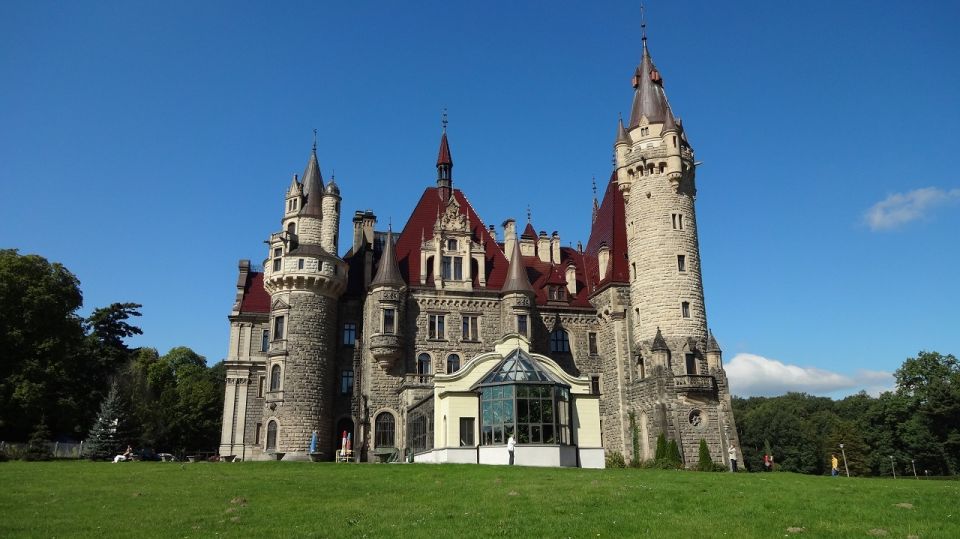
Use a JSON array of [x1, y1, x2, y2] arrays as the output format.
[[707, 330, 722, 353], [628, 35, 669, 127], [300, 149, 324, 218], [370, 229, 404, 288], [436, 123, 454, 201], [615, 116, 631, 146], [651, 327, 669, 351], [501, 237, 534, 295]]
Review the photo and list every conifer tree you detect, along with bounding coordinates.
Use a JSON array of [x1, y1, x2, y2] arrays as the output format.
[[697, 438, 714, 471], [654, 432, 667, 461], [666, 439, 682, 468], [84, 382, 127, 460], [24, 416, 53, 461]]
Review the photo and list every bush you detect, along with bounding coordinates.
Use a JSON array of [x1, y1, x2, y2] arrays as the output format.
[[696, 438, 714, 471], [23, 418, 53, 461], [666, 439, 682, 468], [654, 433, 667, 461], [605, 451, 626, 468]]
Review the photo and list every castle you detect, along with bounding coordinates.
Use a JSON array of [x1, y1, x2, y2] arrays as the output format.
[[218, 29, 740, 468]]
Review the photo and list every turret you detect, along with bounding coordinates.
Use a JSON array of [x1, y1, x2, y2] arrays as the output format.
[[650, 327, 670, 370], [297, 148, 325, 245], [706, 330, 722, 370], [321, 175, 341, 255], [615, 116, 631, 163], [368, 229, 405, 370]]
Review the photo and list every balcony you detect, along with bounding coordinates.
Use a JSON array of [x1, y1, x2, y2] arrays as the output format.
[[673, 374, 716, 393], [369, 333, 402, 370]]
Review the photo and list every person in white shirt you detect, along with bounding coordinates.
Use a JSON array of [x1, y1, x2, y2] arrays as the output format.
[[507, 434, 516, 465], [728, 445, 738, 472]]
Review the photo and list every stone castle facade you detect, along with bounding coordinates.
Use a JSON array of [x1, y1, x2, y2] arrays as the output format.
[[219, 31, 741, 467]]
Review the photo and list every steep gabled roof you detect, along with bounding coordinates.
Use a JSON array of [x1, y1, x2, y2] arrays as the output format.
[[584, 171, 630, 288]]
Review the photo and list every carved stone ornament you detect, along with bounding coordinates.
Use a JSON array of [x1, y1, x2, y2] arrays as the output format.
[[437, 199, 468, 232], [688, 409, 704, 428]]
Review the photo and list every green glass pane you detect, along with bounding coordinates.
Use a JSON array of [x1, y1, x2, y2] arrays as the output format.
[[518, 426, 530, 444], [502, 385, 514, 398], [542, 400, 553, 423]]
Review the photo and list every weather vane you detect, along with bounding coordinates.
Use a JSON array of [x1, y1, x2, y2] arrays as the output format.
[[441, 108, 448, 132], [592, 176, 597, 198], [526, 205, 531, 223], [312, 128, 318, 152]]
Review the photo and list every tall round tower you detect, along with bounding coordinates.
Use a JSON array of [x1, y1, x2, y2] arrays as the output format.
[[616, 33, 706, 352], [262, 145, 347, 460]]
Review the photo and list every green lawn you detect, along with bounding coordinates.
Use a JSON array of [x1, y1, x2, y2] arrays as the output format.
[[0, 461, 956, 538]]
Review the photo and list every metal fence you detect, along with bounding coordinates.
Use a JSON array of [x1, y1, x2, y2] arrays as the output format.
[[0, 441, 85, 459]]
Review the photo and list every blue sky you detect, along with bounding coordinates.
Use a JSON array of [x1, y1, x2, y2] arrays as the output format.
[[2, 1, 958, 398]]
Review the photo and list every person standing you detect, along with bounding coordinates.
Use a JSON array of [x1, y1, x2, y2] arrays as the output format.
[[831, 454, 839, 477], [728, 445, 738, 472], [507, 434, 516, 465]]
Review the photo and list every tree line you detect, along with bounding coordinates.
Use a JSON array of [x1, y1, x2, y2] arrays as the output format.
[[733, 351, 959, 476], [0, 249, 224, 458]]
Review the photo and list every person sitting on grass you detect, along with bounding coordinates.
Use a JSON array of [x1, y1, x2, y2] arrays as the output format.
[[113, 445, 134, 463]]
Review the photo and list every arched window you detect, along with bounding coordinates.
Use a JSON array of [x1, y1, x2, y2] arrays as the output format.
[[550, 328, 570, 353], [447, 354, 461, 373], [417, 353, 432, 382], [287, 222, 296, 235], [266, 420, 278, 450], [375, 412, 395, 447], [270, 364, 281, 391]]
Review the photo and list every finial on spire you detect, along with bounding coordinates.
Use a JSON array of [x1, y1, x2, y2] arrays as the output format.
[[592, 176, 598, 198], [312, 128, 318, 152], [641, 3, 647, 46], [526, 205, 531, 223], [441, 108, 448, 133]]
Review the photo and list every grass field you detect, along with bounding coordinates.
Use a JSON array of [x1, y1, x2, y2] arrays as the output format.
[[0, 461, 956, 538]]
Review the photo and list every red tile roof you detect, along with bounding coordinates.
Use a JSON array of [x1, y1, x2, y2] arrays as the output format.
[[239, 272, 270, 313], [436, 132, 452, 166], [584, 171, 630, 287], [521, 222, 537, 239]]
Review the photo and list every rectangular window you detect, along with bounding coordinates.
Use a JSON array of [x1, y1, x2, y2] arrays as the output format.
[[441, 256, 452, 279], [255, 423, 262, 444], [677, 255, 686, 272], [588, 332, 598, 355], [340, 369, 354, 394], [685, 353, 697, 375], [429, 314, 446, 340], [298, 258, 304, 269], [517, 314, 528, 336], [459, 417, 475, 447], [382, 308, 395, 334], [261, 330, 269, 352], [273, 258, 281, 271], [591, 375, 601, 395], [453, 257, 463, 280], [343, 322, 357, 346], [681, 301, 690, 318], [672, 213, 684, 230], [257, 376, 264, 398], [273, 316, 285, 340], [462, 315, 480, 341]]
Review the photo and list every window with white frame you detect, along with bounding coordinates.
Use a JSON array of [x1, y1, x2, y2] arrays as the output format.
[[428, 314, 446, 340], [462, 315, 480, 341]]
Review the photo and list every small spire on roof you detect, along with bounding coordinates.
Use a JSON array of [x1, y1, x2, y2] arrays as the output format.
[[651, 327, 669, 352], [615, 114, 631, 146], [501, 235, 535, 296], [641, 3, 647, 49], [707, 330, 722, 353], [370, 228, 404, 288]]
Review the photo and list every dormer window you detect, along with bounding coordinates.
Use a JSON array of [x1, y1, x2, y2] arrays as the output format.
[[447, 238, 458, 250], [441, 256, 463, 280], [549, 286, 566, 301], [641, 127, 649, 136]]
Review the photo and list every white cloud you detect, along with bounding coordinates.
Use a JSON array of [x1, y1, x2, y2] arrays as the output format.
[[863, 187, 960, 231], [725, 353, 894, 398]]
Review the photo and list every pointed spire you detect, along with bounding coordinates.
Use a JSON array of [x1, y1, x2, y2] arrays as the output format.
[[706, 330, 722, 353], [628, 13, 669, 128], [662, 104, 678, 133], [502, 234, 534, 295], [591, 176, 600, 224], [300, 145, 324, 218], [371, 228, 404, 288], [615, 115, 631, 146], [436, 110, 453, 200], [651, 327, 669, 351]]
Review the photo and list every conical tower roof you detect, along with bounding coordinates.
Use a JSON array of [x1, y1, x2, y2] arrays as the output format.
[[370, 229, 404, 288], [651, 327, 669, 352], [501, 235, 534, 295], [615, 116, 631, 146], [628, 37, 669, 127], [437, 131, 453, 167], [299, 149, 324, 218], [706, 330, 722, 353], [662, 104, 678, 133]]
